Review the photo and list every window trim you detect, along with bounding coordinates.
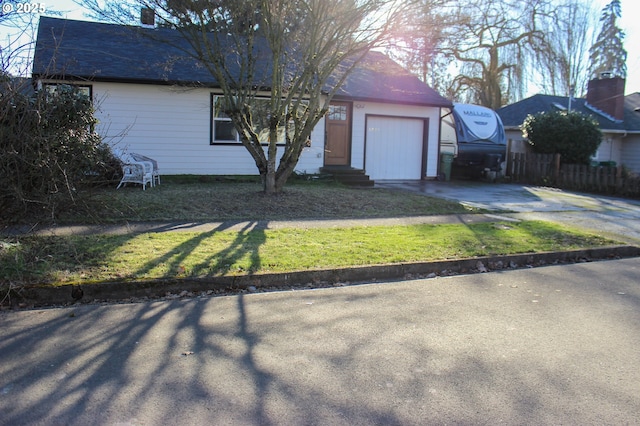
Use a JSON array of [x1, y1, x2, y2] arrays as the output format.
[[43, 83, 93, 101], [210, 94, 293, 147]]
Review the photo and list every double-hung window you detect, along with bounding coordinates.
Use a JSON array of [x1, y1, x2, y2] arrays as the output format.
[[211, 95, 287, 145], [42, 83, 94, 131], [211, 95, 239, 143], [44, 83, 92, 101]]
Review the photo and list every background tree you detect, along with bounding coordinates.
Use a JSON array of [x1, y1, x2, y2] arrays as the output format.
[[0, 0, 45, 76], [397, 0, 553, 110], [397, 0, 617, 107], [588, 0, 626, 79], [386, 0, 454, 96], [82, 0, 407, 194], [533, 0, 597, 98], [522, 111, 602, 165], [453, 0, 556, 109]]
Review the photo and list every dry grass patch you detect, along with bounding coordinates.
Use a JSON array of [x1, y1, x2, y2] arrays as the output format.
[[53, 180, 478, 224]]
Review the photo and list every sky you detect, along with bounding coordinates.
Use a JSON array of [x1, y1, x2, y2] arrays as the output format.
[[2, 0, 639, 96]]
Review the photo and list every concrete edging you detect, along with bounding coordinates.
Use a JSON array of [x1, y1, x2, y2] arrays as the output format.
[[13, 245, 640, 307]]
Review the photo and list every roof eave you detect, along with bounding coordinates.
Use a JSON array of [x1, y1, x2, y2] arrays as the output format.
[[32, 73, 221, 88], [333, 94, 452, 108]]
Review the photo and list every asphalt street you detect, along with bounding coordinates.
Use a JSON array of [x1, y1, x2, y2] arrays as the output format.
[[1, 258, 640, 425]]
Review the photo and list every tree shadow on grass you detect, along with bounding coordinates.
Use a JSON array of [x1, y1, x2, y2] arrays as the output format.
[[131, 221, 266, 280], [193, 221, 266, 276]]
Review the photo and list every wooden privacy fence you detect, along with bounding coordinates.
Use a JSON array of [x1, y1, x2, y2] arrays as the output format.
[[508, 152, 640, 197], [558, 163, 619, 192], [509, 153, 560, 184]]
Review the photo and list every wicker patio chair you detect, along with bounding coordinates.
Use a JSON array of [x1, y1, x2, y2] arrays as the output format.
[[113, 149, 154, 190], [130, 153, 160, 186]]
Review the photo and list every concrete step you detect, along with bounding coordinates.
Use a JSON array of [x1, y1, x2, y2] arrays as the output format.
[[320, 167, 375, 187]]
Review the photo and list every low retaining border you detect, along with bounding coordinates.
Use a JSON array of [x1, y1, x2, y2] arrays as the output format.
[[9, 245, 640, 307]]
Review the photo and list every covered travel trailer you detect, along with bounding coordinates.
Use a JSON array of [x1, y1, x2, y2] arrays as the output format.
[[440, 103, 507, 178]]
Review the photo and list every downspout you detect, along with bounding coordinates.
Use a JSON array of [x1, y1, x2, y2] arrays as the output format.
[[436, 107, 444, 180], [619, 131, 628, 174]]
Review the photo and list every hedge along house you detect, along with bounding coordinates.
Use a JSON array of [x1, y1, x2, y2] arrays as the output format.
[[32, 16, 452, 183], [497, 76, 640, 174]]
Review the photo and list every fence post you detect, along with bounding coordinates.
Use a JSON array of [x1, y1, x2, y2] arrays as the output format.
[[506, 139, 513, 177], [514, 152, 524, 182], [553, 154, 560, 184], [509, 152, 516, 181]]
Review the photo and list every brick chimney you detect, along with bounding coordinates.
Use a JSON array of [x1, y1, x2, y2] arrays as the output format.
[[586, 74, 626, 121], [141, 8, 155, 27]]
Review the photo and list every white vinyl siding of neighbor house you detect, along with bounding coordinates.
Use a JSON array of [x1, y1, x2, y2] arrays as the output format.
[[504, 130, 640, 174], [620, 136, 640, 174], [594, 135, 623, 165], [348, 102, 440, 178], [91, 82, 325, 175]]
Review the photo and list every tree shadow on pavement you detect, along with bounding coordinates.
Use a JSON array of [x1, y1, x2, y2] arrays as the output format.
[[1, 261, 639, 424]]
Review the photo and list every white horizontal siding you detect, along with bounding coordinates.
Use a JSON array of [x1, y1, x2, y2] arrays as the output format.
[[92, 82, 324, 175], [594, 136, 623, 166], [91, 82, 441, 177], [620, 135, 640, 174]]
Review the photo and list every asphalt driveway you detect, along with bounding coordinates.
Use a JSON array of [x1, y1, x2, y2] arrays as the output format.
[[376, 180, 640, 244]]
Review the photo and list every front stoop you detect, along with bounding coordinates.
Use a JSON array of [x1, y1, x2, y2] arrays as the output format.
[[320, 166, 375, 187]]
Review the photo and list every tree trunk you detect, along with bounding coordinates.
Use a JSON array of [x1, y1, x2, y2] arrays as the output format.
[[264, 169, 277, 194], [265, 155, 297, 194], [275, 158, 298, 193]]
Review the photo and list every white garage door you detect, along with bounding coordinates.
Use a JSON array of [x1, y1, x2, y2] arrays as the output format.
[[365, 116, 425, 180]]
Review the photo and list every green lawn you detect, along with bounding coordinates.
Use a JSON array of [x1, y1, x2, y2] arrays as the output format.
[[0, 180, 621, 289], [1, 221, 615, 287]]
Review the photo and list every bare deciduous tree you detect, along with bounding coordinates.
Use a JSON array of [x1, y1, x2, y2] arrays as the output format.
[[397, 0, 565, 109], [532, 0, 597, 97], [0, 0, 44, 76], [386, 0, 453, 95], [441, 0, 553, 109], [81, 0, 406, 194]]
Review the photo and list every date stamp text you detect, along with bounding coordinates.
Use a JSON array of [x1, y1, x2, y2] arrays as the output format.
[[1, 2, 46, 14]]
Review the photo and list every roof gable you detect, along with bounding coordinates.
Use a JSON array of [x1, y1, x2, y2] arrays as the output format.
[[332, 51, 449, 106], [33, 16, 451, 107]]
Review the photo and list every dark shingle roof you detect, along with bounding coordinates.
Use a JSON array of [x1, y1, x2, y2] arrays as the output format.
[[33, 16, 451, 107], [331, 51, 450, 106], [623, 93, 640, 131], [33, 17, 222, 84], [497, 93, 640, 133]]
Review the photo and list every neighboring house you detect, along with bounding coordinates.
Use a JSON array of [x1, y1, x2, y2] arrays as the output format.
[[498, 76, 640, 174], [32, 16, 452, 181]]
